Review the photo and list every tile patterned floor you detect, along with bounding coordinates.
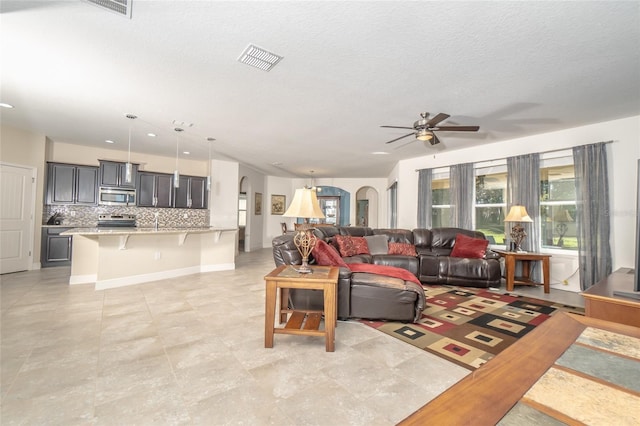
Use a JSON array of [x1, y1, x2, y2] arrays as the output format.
[[1, 249, 470, 425]]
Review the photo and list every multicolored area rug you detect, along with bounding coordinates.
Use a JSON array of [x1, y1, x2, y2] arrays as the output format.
[[360, 285, 584, 371]]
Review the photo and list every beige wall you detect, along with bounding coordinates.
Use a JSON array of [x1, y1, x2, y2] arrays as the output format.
[[0, 124, 47, 268], [47, 141, 207, 176]]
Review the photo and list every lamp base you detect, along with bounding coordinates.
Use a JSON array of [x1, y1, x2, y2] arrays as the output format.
[[295, 261, 313, 274]]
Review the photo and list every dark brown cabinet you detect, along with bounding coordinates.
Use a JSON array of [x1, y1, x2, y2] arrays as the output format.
[[41, 227, 72, 267], [137, 172, 174, 207], [174, 176, 207, 209], [46, 163, 98, 205], [99, 160, 137, 189]]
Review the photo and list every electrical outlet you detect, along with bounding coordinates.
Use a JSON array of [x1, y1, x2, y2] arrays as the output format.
[[154, 251, 161, 260], [70, 211, 76, 217], [183, 213, 188, 218]]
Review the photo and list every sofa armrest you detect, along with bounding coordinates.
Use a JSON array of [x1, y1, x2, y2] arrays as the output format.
[[485, 250, 501, 260]]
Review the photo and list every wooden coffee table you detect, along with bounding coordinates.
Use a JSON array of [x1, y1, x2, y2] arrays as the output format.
[[264, 265, 339, 352], [494, 249, 552, 293]]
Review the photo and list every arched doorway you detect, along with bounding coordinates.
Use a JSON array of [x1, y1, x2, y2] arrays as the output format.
[[356, 186, 379, 228]]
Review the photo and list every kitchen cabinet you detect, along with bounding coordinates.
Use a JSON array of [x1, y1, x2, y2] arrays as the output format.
[[99, 160, 137, 189], [46, 163, 98, 205], [41, 227, 72, 267], [137, 172, 174, 207], [174, 175, 208, 209]]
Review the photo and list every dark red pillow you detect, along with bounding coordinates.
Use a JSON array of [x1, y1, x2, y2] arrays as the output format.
[[312, 240, 348, 267], [450, 233, 489, 259], [335, 235, 369, 257], [388, 242, 417, 256]]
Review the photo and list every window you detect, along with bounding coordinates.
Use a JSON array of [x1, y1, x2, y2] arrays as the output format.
[[388, 182, 397, 228], [238, 192, 247, 227], [475, 166, 507, 244], [431, 169, 450, 227], [540, 157, 576, 250]]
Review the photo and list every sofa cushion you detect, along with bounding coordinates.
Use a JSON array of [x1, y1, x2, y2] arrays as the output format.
[[364, 234, 389, 255], [450, 233, 489, 259], [388, 242, 417, 256], [312, 239, 348, 267], [335, 235, 369, 257]]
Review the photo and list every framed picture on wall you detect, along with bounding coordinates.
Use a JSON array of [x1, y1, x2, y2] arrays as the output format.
[[271, 195, 286, 215], [255, 192, 262, 215]]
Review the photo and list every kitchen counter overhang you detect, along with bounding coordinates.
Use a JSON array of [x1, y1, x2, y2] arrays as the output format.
[[61, 227, 237, 290]]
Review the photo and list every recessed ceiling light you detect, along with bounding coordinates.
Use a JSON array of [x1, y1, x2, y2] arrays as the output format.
[[147, 133, 156, 137], [371, 151, 389, 155], [182, 151, 190, 155], [105, 139, 115, 144], [0, 103, 14, 109]]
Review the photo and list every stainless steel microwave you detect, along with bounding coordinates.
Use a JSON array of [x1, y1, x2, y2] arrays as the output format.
[[98, 188, 136, 206]]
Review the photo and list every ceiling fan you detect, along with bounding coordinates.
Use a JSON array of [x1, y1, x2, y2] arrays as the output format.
[[381, 112, 480, 146]]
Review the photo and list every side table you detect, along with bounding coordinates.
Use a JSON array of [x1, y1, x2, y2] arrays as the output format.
[[264, 264, 339, 352], [494, 250, 552, 293]]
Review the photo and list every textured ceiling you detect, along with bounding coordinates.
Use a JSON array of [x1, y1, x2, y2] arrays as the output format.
[[1, 1, 639, 178]]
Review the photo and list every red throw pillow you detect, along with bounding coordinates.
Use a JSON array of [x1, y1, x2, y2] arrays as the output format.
[[388, 242, 417, 256], [335, 235, 369, 257], [450, 233, 489, 259], [312, 239, 348, 267]]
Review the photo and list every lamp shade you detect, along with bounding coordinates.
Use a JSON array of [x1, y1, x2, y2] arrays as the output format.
[[504, 205, 533, 223], [283, 188, 325, 219]]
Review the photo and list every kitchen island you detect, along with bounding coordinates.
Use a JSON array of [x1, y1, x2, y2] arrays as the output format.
[[61, 227, 237, 290]]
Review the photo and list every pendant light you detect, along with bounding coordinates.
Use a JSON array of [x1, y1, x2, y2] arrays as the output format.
[[125, 114, 137, 183], [174, 127, 183, 188], [206, 137, 215, 191]]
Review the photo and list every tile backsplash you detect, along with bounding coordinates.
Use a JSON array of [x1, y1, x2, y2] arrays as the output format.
[[43, 205, 209, 228]]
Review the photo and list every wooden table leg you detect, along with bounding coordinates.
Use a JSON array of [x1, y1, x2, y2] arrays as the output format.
[[265, 281, 277, 348], [279, 287, 289, 324], [505, 256, 516, 292], [542, 257, 550, 293], [522, 260, 531, 280], [323, 282, 336, 352]]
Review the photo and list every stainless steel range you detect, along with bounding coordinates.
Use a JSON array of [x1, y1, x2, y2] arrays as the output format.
[[97, 214, 137, 228]]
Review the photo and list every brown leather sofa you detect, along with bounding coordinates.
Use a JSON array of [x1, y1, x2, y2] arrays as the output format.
[[314, 226, 501, 288], [272, 226, 501, 323], [272, 233, 425, 322]]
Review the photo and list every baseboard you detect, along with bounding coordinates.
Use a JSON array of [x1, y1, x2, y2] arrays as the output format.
[[95, 266, 201, 290]]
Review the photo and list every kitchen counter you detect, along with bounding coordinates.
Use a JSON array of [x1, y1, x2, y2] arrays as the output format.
[[62, 226, 238, 290]]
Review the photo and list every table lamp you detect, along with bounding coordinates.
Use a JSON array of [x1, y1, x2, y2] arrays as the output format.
[[283, 187, 325, 273], [504, 205, 533, 252]]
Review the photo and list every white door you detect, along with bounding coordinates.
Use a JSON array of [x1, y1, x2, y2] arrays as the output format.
[[0, 163, 36, 273]]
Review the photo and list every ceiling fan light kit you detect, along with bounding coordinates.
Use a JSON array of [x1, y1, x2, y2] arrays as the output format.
[[382, 112, 479, 147]]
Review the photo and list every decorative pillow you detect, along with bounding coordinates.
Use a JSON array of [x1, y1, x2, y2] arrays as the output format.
[[450, 233, 489, 259], [388, 242, 417, 256], [364, 234, 389, 255], [312, 239, 348, 267], [335, 235, 369, 257]]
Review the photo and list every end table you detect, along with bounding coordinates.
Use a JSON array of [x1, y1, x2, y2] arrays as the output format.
[[494, 250, 552, 293], [264, 265, 339, 352]]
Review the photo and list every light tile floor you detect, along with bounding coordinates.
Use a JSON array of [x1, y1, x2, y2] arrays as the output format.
[[1, 249, 474, 425]]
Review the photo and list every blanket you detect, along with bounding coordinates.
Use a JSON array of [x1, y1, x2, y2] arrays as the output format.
[[347, 263, 422, 286]]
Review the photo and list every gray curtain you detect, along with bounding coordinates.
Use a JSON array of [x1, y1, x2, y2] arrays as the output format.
[[449, 163, 473, 229], [573, 142, 612, 290], [417, 168, 432, 228], [507, 154, 541, 280]]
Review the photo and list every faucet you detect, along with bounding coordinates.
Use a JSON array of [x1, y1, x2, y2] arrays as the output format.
[[154, 213, 159, 230]]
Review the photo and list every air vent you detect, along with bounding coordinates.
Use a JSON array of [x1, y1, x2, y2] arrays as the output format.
[[237, 44, 283, 72], [83, 0, 132, 18]]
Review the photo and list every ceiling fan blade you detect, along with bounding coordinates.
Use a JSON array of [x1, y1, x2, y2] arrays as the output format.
[[435, 125, 480, 132], [381, 125, 414, 129], [385, 132, 415, 144], [426, 113, 450, 127]]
